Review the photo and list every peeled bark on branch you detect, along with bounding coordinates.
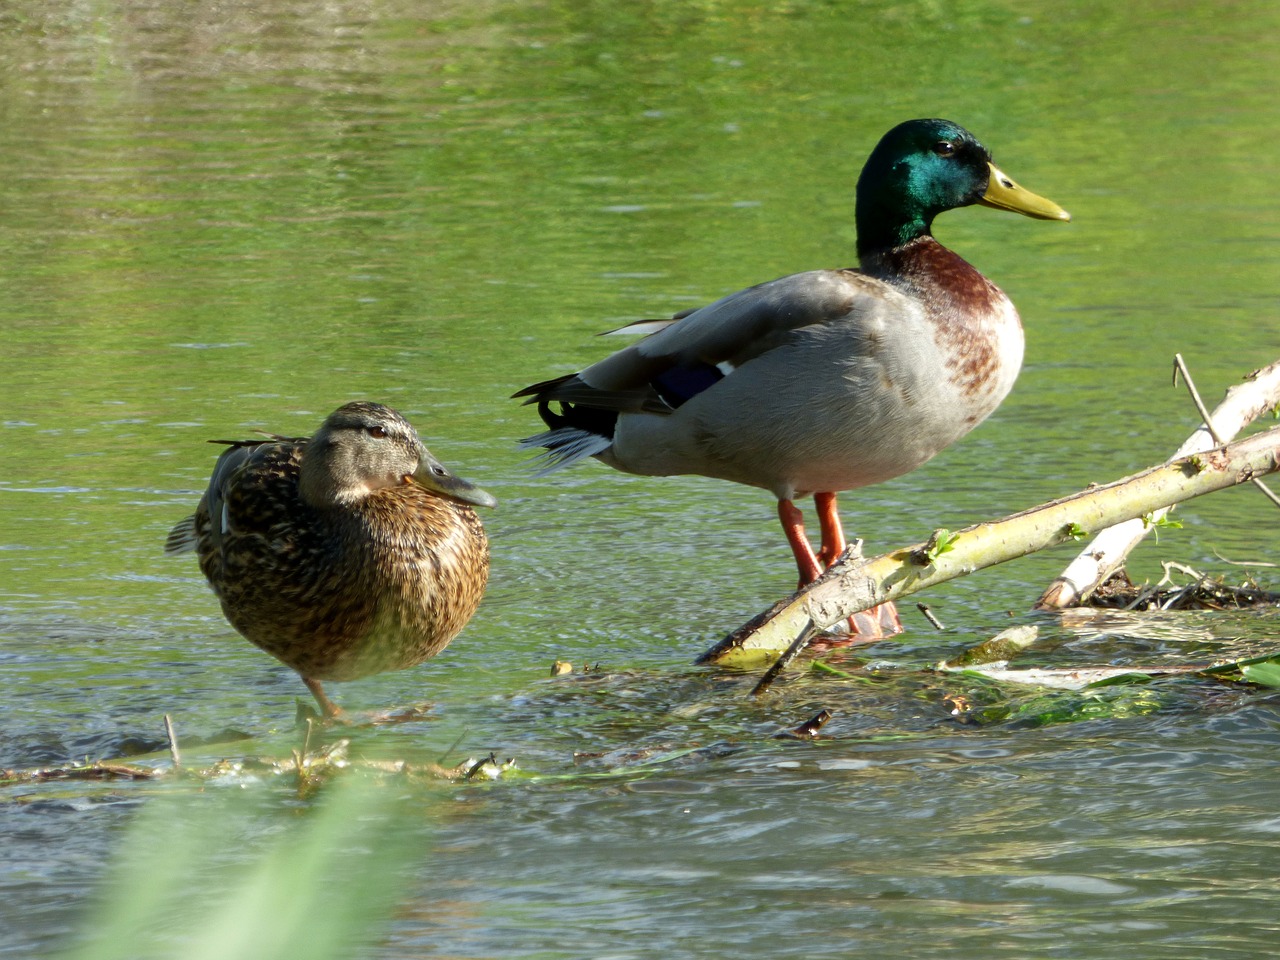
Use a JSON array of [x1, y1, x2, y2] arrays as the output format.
[[699, 425, 1280, 668], [1036, 357, 1280, 609]]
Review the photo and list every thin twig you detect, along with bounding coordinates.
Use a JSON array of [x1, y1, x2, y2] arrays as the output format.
[[1174, 353, 1280, 509], [1122, 583, 1160, 611], [298, 717, 315, 768], [916, 603, 945, 630], [1159, 560, 1206, 585], [163, 714, 181, 769], [1174, 354, 1224, 442], [1212, 550, 1278, 568], [751, 618, 821, 696], [437, 728, 470, 767]]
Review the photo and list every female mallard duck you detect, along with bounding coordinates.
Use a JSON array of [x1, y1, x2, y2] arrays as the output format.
[[515, 119, 1069, 636], [166, 401, 496, 718]]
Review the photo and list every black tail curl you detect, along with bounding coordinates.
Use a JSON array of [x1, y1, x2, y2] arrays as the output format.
[[535, 399, 619, 441]]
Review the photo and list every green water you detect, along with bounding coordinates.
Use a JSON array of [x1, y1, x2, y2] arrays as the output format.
[[3, 1, 1280, 957]]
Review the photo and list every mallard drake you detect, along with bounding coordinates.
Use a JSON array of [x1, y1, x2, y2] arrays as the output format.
[[166, 401, 495, 718], [515, 118, 1068, 636]]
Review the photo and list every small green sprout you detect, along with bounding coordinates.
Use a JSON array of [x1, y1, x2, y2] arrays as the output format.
[[1140, 512, 1183, 542], [1064, 522, 1088, 542], [913, 528, 960, 565]]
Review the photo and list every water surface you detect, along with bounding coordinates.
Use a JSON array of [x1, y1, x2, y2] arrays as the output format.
[[2, 1, 1279, 957]]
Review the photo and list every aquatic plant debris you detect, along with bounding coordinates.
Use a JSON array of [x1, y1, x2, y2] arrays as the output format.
[[940, 625, 1039, 668], [1082, 564, 1280, 611]]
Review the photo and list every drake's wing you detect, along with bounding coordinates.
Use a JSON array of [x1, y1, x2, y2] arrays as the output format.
[[517, 269, 885, 414]]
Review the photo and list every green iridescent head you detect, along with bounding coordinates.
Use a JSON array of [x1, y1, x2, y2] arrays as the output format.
[[855, 118, 1068, 256]]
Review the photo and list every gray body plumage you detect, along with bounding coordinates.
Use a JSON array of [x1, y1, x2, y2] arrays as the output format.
[[520, 262, 1023, 502]]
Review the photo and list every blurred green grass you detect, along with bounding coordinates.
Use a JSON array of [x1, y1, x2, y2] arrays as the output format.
[[59, 776, 431, 960]]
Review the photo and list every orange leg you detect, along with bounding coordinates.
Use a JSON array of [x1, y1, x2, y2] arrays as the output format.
[[776, 494, 903, 640], [814, 491, 846, 568], [778, 498, 823, 586]]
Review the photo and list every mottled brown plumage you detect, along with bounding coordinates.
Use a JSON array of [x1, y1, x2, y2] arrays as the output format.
[[166, 401, 495, 717]]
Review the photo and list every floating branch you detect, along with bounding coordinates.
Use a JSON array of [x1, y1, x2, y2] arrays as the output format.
[[700, 424, 1280, 671]]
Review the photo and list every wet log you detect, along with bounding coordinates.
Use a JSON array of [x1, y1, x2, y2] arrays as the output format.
[[699, 424, 1280, 668], [1036, 357, 1280, 608]]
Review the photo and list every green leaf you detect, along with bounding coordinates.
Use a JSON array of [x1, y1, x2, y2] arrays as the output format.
[[1084, 671, 1154, 688], [1241, 661, 1280, 689], [916, 528, 960, 564], [811, 660, 873, 681]]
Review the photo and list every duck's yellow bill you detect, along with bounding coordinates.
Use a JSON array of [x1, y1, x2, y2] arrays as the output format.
[[979, 162, 1070, 221]]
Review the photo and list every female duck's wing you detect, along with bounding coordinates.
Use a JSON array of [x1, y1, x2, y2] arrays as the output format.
[[163, 438, 298, 557]]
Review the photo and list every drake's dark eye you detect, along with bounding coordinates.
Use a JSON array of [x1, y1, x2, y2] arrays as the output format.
[[933, 140, 957, 158], [367, 426, 386, 439]]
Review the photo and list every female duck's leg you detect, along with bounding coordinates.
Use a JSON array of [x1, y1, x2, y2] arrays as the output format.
[[814, 492, 903, 638], [303, 677, 344, 719]]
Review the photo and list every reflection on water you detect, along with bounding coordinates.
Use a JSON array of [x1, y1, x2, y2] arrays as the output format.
[[2, 0, 1279, 957]]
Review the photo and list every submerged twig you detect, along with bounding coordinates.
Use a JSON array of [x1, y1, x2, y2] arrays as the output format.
[[917, 603, 946, 631], [776, 709, 833, 740], [751, 619, 821, 696], [2, 762, 163, 784], [464, 752, 499, 780]]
